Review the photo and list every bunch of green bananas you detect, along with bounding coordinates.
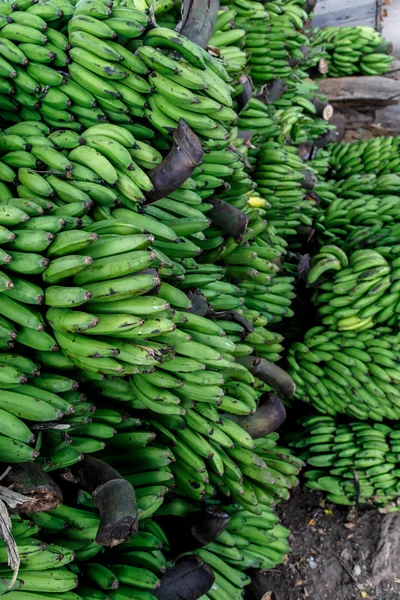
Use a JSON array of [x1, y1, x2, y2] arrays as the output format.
[[208, 7, 248, 77], [309, 25, 394, 76], [234, 0, 308, 85], [195, 504, 291, 597], [328, 136, 400, 179], [288, 324, 400, 420], [192, 513, 288, 600], [0, 356, 85, 464], [156, 497, 292, 595], [253, 140, 319, 245], [84, 366, 297, 508], [269, 75, 335, 144], [0, 514, 78, 595], [288, 415, 400, 509], [235, 98, 281, 141], [136, 35, 237, 146], [308, 149, 333, 178], [78, 528, 169, 600], [316, 194, 400, 248], [0, 0, 153, 129], [308, 246, 400, 330]]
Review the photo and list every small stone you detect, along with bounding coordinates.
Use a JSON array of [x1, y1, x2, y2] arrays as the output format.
[[308, 556, 318, 570]]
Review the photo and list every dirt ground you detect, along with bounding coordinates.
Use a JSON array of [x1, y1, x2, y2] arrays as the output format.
[[265, 488, 400, 600]]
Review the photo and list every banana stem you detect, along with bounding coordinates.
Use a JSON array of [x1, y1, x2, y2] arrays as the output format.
[[186, 288, 211, 316], [0, 462, 62, 514], [304, 0, 317, 13], [143, 119, 203, 204], [208, 198, 248, 243], [226, 393, 286, 438], [297, 141, 316, 162], [207, 310, 254, 337], [312, 98, 333, 120], [190, 505, 230, 545], [155, 555, 215, 600], [178, 0, 220, 48], [69, 456, 138, 547], [313, 127, 340, 149], [236, 74, 254, 113], [373, 40, 393, 54], [299, 168, 318, 190], [257, 78, 288, 105], [237, 356, 296, 398]]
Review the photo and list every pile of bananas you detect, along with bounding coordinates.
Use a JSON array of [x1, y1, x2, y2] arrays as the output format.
[[315, 193, 400, 248], [166, 501, 292, 600], [270, 77, 335, 144], [288, 324, 400, 420], [328, 136, 400, 179], [288, 415, 400, 510], [308, 25, 394, 76], [307, 247, 400, 331], [235, 0, 309, 85], [0, 0, 399, 589], [253, 140, 319, 245]]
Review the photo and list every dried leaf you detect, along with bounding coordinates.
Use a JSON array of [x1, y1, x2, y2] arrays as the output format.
[[308, 519, 315, 526], [0, 484, 32, 510], [0, 498, 19, 589]]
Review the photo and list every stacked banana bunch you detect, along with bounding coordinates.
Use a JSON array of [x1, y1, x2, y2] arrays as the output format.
[[196, 431, 302, 511], [207, 503, 291, 570], [4, 504, 170, 597], [208, 7, 248, 78], [315, 193, 400, 249], [253, 140, 319, 246], [269, 77, 335, 144], [157, 435, 302, 600], [0, 354, 84, 464], [235, 98, 281, 141], [233, 0, 308, 86], [287, 324, 400, 421], [0, 508, 85, 594], [0, 0, 153, 129], [328, 136, 400, 179], [308, 246, 400, 331], [308, 148, 332, 178], [194, 505, 291, 600], [85, 360, 299, 510], [333, 173, 400, 202], [288, 415, 400, 510], [313, 171, 400, 251], [136, 32, 238, 146], [309, 25, 394, 76], [0, 515, 76, 586]]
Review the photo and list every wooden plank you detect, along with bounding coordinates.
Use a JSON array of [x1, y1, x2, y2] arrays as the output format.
[[318, 76, 400, 103], [314, 0, 374, 14], [312, 3, 377, 27], [312, 0, 380, 29]]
